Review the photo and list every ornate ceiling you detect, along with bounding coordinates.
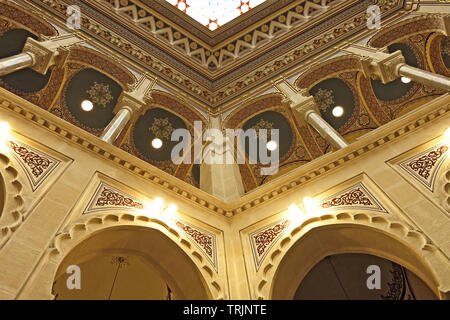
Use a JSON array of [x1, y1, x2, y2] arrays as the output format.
[[1, 1, 449, 193], [24, 0, 406, 111]]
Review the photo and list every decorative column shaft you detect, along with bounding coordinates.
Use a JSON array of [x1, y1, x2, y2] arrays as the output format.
[[99, 107, 133, 144], [274, 79, 349, 150], [0, 53, 34, 76], [306, 111, 349, 150], [341, 43, 450, 91], [100, 74, 155, 144], [200, 116, 245, 203], [0, 33, 84, 76], [397, 65, 450, 92]]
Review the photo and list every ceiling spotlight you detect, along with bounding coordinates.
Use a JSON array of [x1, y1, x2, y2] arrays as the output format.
[[152, 138, 163, 149], [266, 140, 278, 151], [81, 100, 94, 112], [0, 121, 10, 136], [332, 106, 344, 118], [401, 77, 411, 84]]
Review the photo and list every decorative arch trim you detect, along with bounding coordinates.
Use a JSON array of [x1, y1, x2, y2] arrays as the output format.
[[255, 211, 450, 300], [43, 212, 224, 299], [67, 46, 136, 89], [0, 151, 25, 249], [368, 15, 449, 48], [0, 2, 57, 37]]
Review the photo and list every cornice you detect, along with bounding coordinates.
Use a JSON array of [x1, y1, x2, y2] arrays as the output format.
[[1, 88, 448, 219]]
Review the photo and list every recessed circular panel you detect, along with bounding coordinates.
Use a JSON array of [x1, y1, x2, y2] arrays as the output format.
[[65, 68, 122, 129], [133, 108, 188, 162], [242, 111, 293, 162], [309, 78, 356, 132]]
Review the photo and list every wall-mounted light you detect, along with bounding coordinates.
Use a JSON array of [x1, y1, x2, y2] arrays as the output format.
[[81, 100, 94, 112], [445, 128, 450, 139], [162, 203, 178, 220], [0, 121, 10, 137], [303, 197, 316, 215], [148, 197, 164, 216]]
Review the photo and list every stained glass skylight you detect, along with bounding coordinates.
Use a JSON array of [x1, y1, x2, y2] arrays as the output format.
[[165, 0, 267, 31]]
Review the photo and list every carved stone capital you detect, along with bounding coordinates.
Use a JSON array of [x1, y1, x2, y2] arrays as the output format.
[[115, 74, 156, 116], [22, 33, 84, 75], [341, 43, 406, 84], [273, 79, 319, 126]]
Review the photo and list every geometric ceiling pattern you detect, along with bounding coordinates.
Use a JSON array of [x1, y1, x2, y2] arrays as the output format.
[[165, 0, 267, 31]]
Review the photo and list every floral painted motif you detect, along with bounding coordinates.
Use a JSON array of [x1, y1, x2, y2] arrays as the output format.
[[86, 82, 113, 108], [321, 187, 373, 209], [149, 117, 175, 140], [95, 187, 144, 209], [176, 220, 213, 258], [407, 145, 448, 180], [313, 88, 335, 112], [253, 220, 291, 257], [6, 141, 52, 178]]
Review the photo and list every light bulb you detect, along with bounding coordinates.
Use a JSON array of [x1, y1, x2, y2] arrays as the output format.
[[332, 106, 344, 118], [0, 121, 10, 136], [152, 138, 163, 149], [81, 100, 94, 111], [401, 77, 411, 84], [266, 140, 278, 151]]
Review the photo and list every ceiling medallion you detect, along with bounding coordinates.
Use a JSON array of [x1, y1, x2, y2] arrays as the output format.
[[86, 82, 113, 108], [149, 117, 175, 141], [314, 88, 335, 112], [252, 118, 274, 139]]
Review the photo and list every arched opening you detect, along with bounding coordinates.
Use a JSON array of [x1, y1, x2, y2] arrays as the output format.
[[52, 225, 212, 300], [270, 223, 444, 300], [293, 253, 437, 300]]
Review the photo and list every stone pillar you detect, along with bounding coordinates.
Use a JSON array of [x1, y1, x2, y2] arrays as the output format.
[[100, 74, 155, 144], [341, 43, 450, 91], [274, 79, 349, 150], [200, 116, 245, 203], [0, 33, 84, 76]]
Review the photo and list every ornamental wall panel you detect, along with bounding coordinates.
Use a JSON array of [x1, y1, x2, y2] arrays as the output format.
[[388, 136, 449, 214], [73, 173, 221, 274], [243, 173, 396, 276]]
